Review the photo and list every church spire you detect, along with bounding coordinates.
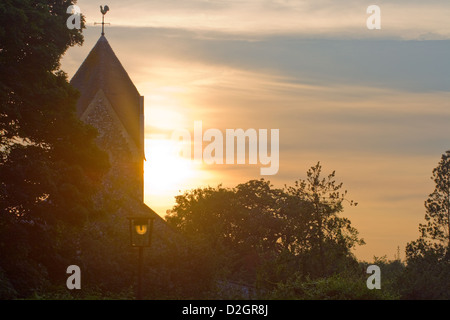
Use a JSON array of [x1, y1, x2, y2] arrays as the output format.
[[70, 32, 144, 155], [94, 5, 110, 36], [70, 29, 145, 202]]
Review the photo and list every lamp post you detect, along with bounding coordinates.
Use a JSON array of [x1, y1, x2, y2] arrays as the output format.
[[127, 216, 154, 300]]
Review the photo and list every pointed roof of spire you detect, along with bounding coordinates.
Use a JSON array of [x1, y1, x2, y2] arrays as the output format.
[[70, 35, 142, 149]]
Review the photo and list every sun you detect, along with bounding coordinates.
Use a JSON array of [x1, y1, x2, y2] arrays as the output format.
[[143, 137, 207, 215], [144, 138, 195, 194], [142, 85, 213, 214]]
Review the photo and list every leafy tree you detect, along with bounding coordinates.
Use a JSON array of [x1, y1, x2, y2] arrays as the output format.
[[397, 250, 450, 299], [283, 162, 364, 277], [402, 151, 450, 299], [166, 180, 285, 284], [0, 0, 108, 225], [1, 0, 84, 144], [407, 151, 450, 259], [166, 163, 364, 291], [0, 0, 109, 298]]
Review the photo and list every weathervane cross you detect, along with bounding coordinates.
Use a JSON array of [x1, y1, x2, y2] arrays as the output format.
[[94, 5, 110, 36]]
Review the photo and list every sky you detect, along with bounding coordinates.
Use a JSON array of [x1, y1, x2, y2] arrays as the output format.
[[62, 0, 450, 261]]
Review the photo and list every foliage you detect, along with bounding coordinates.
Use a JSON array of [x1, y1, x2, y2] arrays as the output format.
[[268, 273, 397, 300], [29, 285, 135, 300], [0, 0, 110, 298], [282, 162, 364, 277], [407, 151, 450, 259], [402, 151, 450, 299], [0, 0, 108, 225], [397, 251, 450, 300], [166, 163, 364, 291], [359, 256, 404, 298]]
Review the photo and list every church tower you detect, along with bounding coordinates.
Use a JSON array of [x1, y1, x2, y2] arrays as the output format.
[[69, 26, 181, 250], [67, 18, 186, 291], [70, 35, 145, 203]]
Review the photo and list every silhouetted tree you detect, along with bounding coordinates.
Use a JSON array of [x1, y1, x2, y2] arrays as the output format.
[[0, 0, 109, 298], [0, 0, 108, 224], [407, 151, 450, 259], [166, 180, 285, 285], [166, 163, 364, 292], [284, 162, 363, 276], [399, 151, 450, 299]]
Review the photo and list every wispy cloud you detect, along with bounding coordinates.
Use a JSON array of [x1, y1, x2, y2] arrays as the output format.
[[63, 2, 450, 260], [76, 0, 450, 39]]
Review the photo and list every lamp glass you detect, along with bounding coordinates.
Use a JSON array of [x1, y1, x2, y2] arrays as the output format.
[[128, 216, 154, 247], [135, 224, 147, 235]]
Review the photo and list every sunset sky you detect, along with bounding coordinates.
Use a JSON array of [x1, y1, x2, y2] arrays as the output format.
[[61, 0, 450, 261]]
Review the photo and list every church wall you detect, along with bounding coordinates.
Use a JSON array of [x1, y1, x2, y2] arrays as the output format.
[[81, 89, 144, 203]]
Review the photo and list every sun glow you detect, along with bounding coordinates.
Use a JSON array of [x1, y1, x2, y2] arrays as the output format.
[[144, 136, 213, 215], [144, 137, 196, 195]]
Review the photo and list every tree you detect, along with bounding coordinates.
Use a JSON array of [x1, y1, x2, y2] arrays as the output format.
[[1, 0, 83, 144], [407, 151, 450, 259], [0, 0, 109, 298], [166, 180, 285, 284], [401, 151, 450, 299], [166, 163, 364, 291], [283, 162, 364, 277], [0, 0, 108, 224]]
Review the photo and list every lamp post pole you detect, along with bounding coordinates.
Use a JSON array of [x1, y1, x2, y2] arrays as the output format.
[[137, 246, 144, 300], [127, 216, 154, 300]]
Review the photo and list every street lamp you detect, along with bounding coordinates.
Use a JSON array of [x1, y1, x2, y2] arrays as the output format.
[[127, 216, 154, 300]]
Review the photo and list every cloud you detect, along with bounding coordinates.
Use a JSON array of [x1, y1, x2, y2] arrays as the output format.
[[65, 26, 450, 93], [75, 0, 450, 39], [64, 27, 450, 163], [62, 9, 450, 260]]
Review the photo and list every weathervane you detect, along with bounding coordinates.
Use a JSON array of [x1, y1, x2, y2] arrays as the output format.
[[94, 5, 110, 36]]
